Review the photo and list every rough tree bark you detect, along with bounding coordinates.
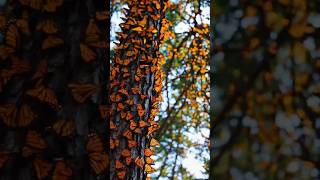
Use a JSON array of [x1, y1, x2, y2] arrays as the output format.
[[0, 0, 109, 179], [109, 0, 170, 179]]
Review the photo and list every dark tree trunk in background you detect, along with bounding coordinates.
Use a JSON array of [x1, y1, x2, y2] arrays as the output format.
[[109, 0, 169, 179], [0, 0, 109, 179]]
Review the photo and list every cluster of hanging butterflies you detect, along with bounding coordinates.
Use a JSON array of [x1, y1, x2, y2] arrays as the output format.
[[109, 0, 171, 179], [0, 0, 109, 179]]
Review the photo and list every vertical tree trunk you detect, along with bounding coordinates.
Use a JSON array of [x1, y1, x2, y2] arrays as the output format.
[[109, 0, 169, 179], [0, 0, 109, 179]]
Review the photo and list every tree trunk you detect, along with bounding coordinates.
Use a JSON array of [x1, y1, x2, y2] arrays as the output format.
[[0, 0, 109, 179], [109, 0, 169, 179]]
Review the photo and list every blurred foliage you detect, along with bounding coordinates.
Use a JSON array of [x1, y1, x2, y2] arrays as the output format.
[[111, 0, 210, 179], [212, 0, 320, 179]]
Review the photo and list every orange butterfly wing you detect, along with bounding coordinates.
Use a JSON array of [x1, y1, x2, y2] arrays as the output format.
[[110, 121, 117, 130], [135, 157, 144, 168], [80, 43, 97, 63], [33, 157, 52, 179], [53, 118, 75, 137], [25, 131, 47, 149], [117, 170, 126, 179], [0, 104, 17, 127], [110, 138, 119, 149], [22, 131, 47, 157], [144, 148, 153, 157], [86, 134, 108, 175], [26, 84, 60, 108], [52, 160, 73, 180], [115, 160, 124, 169], [85, 19, 100, 43], [43, 0, 64, 12], [99, 105, 109, 119], [36, 20, 58, 34], [6, 24, 19, 49], [125, 157, 132, 165], [17, 104, 37, 127], [145, 164, 156, 173], [123, 130, 132, 140], [16, 19, 30, 35], [129, 120, 137, 130], [68, 83, 99, 103], [42, 36, 63, 50], [121, 149, 131, 157], [127, 140, 137, 148], [88, 152, 109, 175], [0, 45, 14, 60], [145, 157, 154, 165], [150, 138, 160, 146]]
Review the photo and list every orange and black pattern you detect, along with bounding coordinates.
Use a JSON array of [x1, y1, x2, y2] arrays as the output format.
[[0, 0, 109, 179], [109, 0, 170, 179]]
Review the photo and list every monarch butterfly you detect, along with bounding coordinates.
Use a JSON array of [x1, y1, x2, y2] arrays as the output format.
[[80, 43, 96, 63], [115, 160, 124, 169], [0, 103, 36, 127], [144, 148, 153, 157], [129, 120, 137, 130], [127, 140, 137, 148], [139, 120, 149, 128], [33, 156, 52, 179], [53, 118, 75, 137], [125, 157, 131, 165], [122, 130, 132, 140], [99, 105, 109, 119], [68, 83, 99, 103], [121, 149, 131, 157], [117, 170, 126, 179], [110, 120, 117, 130], [32, 60, 48, 80], [41, 36, 63, 50], [129, 120, 142, 134], [9, 56, 32, 74], [26, 82, 60, 109], [137, 104, 145, 117], [145, 157, 154, 165], [0, 151, 9, 169], [110, 93, 122, 103], [0, 45, 14, 60], [131, 87, 140, 94], [16, 19, 30, 35], [134, 157, 143, 168], [22, 131, 47, 157], [126, 112, 133, 121], [149, 138, 159, 146], [86, 134, 108, 175], [52, 160, 72, 180], [117, 103, 124, 111], [85, 19, 100, 43], [110, 138, 119, 149], [144, 164, 155, 173], [43, 0, 64, 12], [5, 24, 19, 49], [147, 121, 159, 135], [36, 20, 58, 34]]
